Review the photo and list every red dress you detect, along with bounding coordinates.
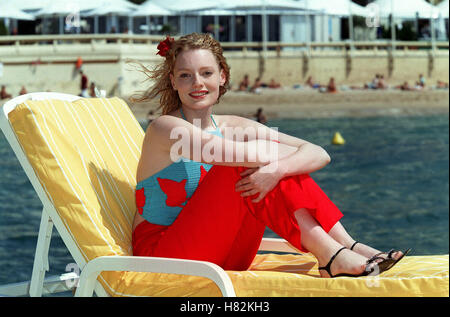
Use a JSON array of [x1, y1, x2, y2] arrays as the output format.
[[132, 165, 343, 271]]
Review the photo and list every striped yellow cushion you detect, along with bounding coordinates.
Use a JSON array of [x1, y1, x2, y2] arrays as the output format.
[[8, 97, 449, 297], [9, 97, 143, 294], [110, 253, 448, 297]]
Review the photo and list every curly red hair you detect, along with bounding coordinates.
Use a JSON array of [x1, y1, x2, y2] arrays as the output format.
[[130, 33, 231, 115]]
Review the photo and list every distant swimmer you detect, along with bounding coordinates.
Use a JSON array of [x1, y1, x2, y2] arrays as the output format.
[[255, 107, 267, 124]]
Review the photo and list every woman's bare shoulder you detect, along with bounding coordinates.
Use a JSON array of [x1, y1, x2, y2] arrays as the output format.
[[214, 114, 251, 127], [148, 114, 182, 130]]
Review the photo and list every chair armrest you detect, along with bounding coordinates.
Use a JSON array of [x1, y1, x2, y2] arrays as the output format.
[[258, 238, 302, 254], [75, 256, 236, 297]]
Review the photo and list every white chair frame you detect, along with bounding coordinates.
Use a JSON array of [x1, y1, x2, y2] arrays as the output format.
[[0, 92, 300, 297]]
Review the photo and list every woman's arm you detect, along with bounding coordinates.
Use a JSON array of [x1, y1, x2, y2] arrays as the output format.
[[227, 115, 331, 203], [222, 115, 331, 176], [275, 143, 331, 178], [147, 115, 298, 167]]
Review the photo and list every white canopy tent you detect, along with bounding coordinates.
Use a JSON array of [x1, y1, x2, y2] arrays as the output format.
[[302, 0, 369, 17], [0, 2, 36, 20], [82, 1, 138, 34], [32, 0, 104, 17], [437, 0, 449, 18], [83, 3, 136, 16], [369, 0, 443, 47], [12, 0, 51, 13], [436, 0, 449, 40], [148, 0, 218, 13], [142, 0, 219, 36], [131, 1, 173, 35], [299, 0, 370, 45], [222, 0, 307, 11], [370, 0, 436, 19], [220, 0, 309, 53], [29, 0, 138, 34], [131, 2, 173, 17]]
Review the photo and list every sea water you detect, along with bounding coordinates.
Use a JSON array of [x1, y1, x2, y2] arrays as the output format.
[[0, 114, 448, 288]]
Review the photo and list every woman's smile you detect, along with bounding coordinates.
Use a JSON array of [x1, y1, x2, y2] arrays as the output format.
[[189, 90, 209, 99]]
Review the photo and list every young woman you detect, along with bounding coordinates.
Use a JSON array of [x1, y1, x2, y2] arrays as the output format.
[[131, 33, 409, 278]]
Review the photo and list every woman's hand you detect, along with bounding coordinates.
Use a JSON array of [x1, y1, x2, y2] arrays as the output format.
[[235, 162, 285, 203]]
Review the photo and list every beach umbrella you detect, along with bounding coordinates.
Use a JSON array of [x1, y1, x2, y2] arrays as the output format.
[[369, 0, 436, 19], [300, 0, 368, 17], [32, 0, 101, 34], [83, 4, 135, 16], [145, 0, 218, 38], [0, 2, 36, 20], [371, 0, 439, 48], [12, 0, 51, 12], [435, 0, 448, 40], [83, 1, 138, 34], [32, 0, 101, 17], [220, 0, 310, 53], [33, 0, 137, 17], [222, 0, 307, 11], [437, 0, 449, 18], [302, 0, 369, 43], [149, 0, 218, 13], [131, 1, 173, 35], [131, 1, 172, 17]]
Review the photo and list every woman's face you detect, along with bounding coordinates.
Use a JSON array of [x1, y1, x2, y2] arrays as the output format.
[[170, 49, 226, 111]]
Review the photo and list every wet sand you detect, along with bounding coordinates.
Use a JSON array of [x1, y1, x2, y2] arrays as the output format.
[[126, 88, 449, 121]]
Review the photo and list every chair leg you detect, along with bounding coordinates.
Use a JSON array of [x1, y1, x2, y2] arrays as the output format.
[[29, 208, 53, 297]]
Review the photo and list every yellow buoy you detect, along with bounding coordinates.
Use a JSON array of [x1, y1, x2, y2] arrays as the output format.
[[332, 132, 345, 145]]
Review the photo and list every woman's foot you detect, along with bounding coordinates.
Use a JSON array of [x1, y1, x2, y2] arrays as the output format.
[[317, 247, 380, 278], [350, 241, 404, 262]]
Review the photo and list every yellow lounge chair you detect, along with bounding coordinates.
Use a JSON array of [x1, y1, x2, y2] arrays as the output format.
[[0, 92, 448, 297]]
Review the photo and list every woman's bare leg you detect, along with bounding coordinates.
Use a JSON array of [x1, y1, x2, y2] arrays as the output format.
[[294, 208, 377, 277], [327, 222, 404, 260]]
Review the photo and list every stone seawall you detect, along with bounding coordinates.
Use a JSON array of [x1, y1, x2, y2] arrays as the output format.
[[0, 41, 448, 99]]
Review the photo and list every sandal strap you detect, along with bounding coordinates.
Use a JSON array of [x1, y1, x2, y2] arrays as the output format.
[[372, 251, 393, 258], [387, 249, 398, 259], [318, 247, 347, 277], [366, 255, 386, 265], [350, 241, 359, 251]]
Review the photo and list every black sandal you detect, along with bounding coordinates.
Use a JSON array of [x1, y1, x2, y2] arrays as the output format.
[[372, 248, 412, 272], [350, 242, 411, 273], [318, 247, 379, 278]]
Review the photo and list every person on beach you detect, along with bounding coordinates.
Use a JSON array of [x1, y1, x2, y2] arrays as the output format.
[[415, 74, 426, 90], [268, 78, 281, 89], [320, 77, 337, 93], [89, 82, 97, 98], [436, 80, 449, 89], [250, 77, 265, 93], [377, 75, 388, 89], [79, 70, 89, 98], [1, 85, 12, 100], [254, 107, 267, 124], [19, 85, 28, 96], [237, 74, 250, 91], [305, 76, 321, 89], [326, 77, 337, 93], [131, 33, 409, 278]]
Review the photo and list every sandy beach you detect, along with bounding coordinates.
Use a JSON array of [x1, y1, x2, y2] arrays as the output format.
[[126, 88, 449, 122]]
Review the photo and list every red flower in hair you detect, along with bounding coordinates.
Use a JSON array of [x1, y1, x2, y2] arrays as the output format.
[[156, 36, 174, 57]]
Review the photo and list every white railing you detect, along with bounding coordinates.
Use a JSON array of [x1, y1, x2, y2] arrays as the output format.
[[0, 34, 448, 52]]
